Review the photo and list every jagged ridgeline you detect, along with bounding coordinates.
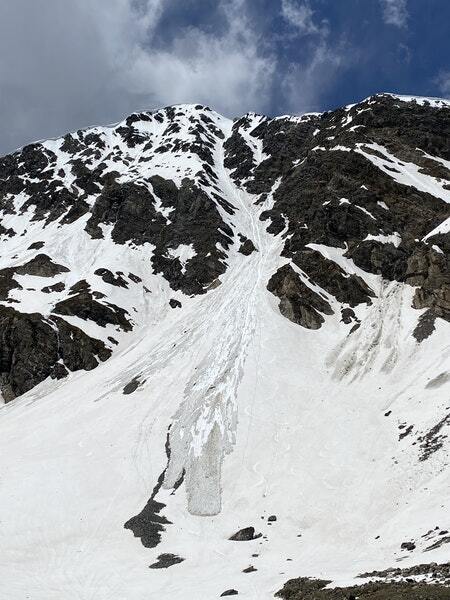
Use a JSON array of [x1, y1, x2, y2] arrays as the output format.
[[0, 94, 448, 401]]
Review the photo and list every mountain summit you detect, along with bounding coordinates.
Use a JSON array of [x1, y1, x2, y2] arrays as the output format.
[[0, 93, 449, 599]]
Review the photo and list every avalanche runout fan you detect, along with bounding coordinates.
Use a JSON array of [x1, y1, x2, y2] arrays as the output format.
[[0, 94, 449, 599]]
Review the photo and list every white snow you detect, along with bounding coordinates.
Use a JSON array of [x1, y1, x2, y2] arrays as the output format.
[[423, 216, 450, 240], [275, 112, 321, 123], [386, 93, 450, 109], [355, 205, 376, 219], [168, 244, 196, 274], [363, 232, 402, 247], [355, 143, 450, 203], [330, 145, 352, 152]]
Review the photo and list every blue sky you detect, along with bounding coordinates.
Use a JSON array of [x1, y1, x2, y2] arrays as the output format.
[[267, 0, 450, 113], [0, 0, 449, 153]]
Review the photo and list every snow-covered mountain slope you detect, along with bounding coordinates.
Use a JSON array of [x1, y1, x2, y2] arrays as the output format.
[[0, 93, 449, 599]]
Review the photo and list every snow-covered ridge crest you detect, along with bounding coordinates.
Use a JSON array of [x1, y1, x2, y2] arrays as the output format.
[[384, 92, 450, 108]]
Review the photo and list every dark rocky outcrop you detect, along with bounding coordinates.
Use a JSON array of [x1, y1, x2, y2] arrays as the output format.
[[85, 177, 232, 295], [53, 287, 132, 331], [123, 378, 141, 395], [400, 541, 416, 551], [0, 306, 110, 402], [408, 245, 449, 324], [94, 268, 129, 288], [149, 553, 185, 569], [27, 241, 45, 250], [85, 180, 166, 242], [229, 527, 261, 541], [276, 576, 450, 600], [238, 236, 257, 256], [240, 95, 450, 333], [242, 566, 257, 573], [15, 254, 69, 277], [0, 255, 69, 301], [348, 241, 408, 281], [358, 561, 450, 583], [125, 496, 171, 549], [125, 429, 174, 548], [128, 272, 142, 283], [418, 413, 450, 461], [425, 536, 450, 552], [267, 264, 333, 329], [52, 316, 111, 371], [150, 179, 233, 295], [0, 267, 22, 301], [224, 119, 257, 183], [42, 282, 65, 294], [292, 248, 374, 307]]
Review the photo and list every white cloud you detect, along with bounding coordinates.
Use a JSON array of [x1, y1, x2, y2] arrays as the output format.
[[281, 0, 328, 37], [380, 0, 409, 28], [123, 0, 276, 116], [434, 71, 450, 98], [279, 1, 350, 115], [0, 0, 275, 153], [282, 40, 347, 114], [281, 0, 351, 114]]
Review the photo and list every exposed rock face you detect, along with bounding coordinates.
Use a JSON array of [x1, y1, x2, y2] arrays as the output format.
[[94, 268, 129, 288], [0, 94, 449, 402], [292, 248, 374, 307], [149, 553, 184, 569], [53, 287, 132, 331], [267, 264, 333, 329], [0, 255, 70, 301], [229, 527, 261, 541], [242, 565, 257, 573], [122, 377, 141, 395], [276, 576, 450, 600], [85, 176, 232, 295], [238, 235, 257, 256], [358, 560, 450, 583], [0, 306, 110, 401], [41, 282, 65, 294], [251, 96, 449, 333], [149, 179, 233, 295]]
